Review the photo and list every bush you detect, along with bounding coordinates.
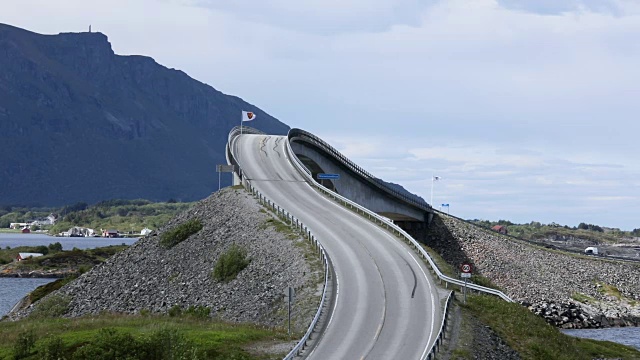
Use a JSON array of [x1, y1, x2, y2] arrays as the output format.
[[29, 294, 71, 319], [184, 305, 211, 319], [168, 305, 182, 317], [12, 330, 35, 360], [71, 328, 202, 360], [48, 242, 63, 252], [213, 245, 251, 283], [71, 328, 138, 360], [160, 219, 203, 248], [38, 336, 65, 360]]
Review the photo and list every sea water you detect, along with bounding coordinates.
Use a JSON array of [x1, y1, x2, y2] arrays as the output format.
[[563, 327, 640, 350]]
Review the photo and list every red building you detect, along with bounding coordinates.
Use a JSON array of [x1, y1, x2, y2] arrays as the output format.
[[491, 225, 508, 235], [21, 228, 30, 234]]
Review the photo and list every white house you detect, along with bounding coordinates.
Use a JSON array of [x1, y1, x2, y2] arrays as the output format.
[[16, 253, 44, 261]]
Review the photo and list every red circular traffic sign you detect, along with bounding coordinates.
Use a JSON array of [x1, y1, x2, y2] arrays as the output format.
[[461, 263, 473, 273]]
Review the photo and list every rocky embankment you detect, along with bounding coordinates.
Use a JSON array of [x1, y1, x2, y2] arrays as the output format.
[[428, 214, 640, 328], [8, 187, 322, 332]]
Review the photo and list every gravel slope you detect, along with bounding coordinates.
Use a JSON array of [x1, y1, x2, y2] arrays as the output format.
[[428, 214, 640, 326], [10, 187, 322, 331]]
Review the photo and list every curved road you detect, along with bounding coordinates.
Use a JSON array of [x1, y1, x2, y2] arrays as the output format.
[[233, 134, 442, 359]]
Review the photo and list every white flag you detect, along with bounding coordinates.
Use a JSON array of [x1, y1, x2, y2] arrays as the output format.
[[242, 111, 256, 122]]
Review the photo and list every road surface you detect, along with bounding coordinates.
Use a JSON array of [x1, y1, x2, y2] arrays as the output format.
[[233, 134, 442, 359]]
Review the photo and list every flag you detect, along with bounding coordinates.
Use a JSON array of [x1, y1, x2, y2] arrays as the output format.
[[433, 176, 441, 181], [242, 111, 256, 122]]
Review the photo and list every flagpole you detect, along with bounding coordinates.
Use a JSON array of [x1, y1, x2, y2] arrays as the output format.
[[240, 112, 243, 135], [430, 175, 434, 206]]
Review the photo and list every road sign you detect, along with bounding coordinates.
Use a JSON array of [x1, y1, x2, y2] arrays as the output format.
[[461, 263, 473, 273], [317, 173, 340, 180], [461, 272, 471, 278], [284, 286, 295, 303]]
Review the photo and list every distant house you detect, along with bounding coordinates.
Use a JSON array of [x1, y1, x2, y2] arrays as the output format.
[[103, 229, 119, 238], [491, 225, 508, 235], [21, 228, 31, 234], [16, 252, 43, 261], [9, 223, 28, 229], [140, 228, 153, 236]]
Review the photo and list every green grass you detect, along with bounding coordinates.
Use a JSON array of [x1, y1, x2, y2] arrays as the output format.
[[259, 218, 297, 240], [596, 281, 623, 300], [160, 219, 203, 248], [462, 294, 640, 360], [0, 315, 290, 360], [0, 229, 21, 233], [571, 292, 595, 304]]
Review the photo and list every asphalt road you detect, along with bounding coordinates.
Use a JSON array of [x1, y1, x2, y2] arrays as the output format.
[[233, 134, 442, 359]]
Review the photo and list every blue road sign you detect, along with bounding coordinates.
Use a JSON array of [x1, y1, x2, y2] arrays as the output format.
[[441, 203, 449, 207], [317, 173, 340, 180]]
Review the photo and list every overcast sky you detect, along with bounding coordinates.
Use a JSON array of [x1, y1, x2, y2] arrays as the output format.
[[3, 0, 639, 230]]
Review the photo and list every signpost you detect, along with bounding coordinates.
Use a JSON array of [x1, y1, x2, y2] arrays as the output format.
[[216, 164, 237, 191], [441, 203, 450, 214], [317, 173, 340, 180], [461, 263, 473, 304], [285, 286, 295, 335]]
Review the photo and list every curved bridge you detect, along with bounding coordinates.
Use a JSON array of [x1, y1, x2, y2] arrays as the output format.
[[227, 127, 444, 359]]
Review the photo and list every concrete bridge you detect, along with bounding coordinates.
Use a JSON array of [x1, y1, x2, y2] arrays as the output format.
[[288, 128, 434, 241], [227, 127, 435, 241]]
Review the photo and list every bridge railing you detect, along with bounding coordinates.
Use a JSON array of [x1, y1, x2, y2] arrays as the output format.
[[288, 128, 433, 212], [227, 128, 331, 359], [285, 131, 513, 359]]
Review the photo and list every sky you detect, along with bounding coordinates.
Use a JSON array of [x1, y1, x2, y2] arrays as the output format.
[[2, 0, 639, 230]]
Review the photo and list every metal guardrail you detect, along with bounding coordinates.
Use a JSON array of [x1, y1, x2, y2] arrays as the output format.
[[288, 128, 433, 212], [226, 127, 331, 359], [427, 290, 454, 360]]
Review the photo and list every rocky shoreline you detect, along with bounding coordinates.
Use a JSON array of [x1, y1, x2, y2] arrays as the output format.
[[0, 270, 72, 278], [428, 214, 640, 329], [7, 188, 323, 333]]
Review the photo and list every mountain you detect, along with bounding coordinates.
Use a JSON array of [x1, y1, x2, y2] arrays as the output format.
[[0, 23, 289, 206]]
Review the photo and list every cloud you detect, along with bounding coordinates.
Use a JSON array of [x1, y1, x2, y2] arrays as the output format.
[[1, 0, 639, 229]]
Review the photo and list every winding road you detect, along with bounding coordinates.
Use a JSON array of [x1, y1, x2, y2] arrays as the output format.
[[233, 134, 442, 359]]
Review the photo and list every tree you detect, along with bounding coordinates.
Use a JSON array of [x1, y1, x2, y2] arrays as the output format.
[[48, 242, 63, 252]]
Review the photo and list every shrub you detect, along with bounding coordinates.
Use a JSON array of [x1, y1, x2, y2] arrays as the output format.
[[71, 328, 138, 360], [48, 242, 63, 252], [160, 219, 203, 248], [29, 294, 71, 319], [168, 305, 182, 317], [12, 330, 36, 360], [70, 327, 202, 359], [213, 245, 251, 283], [38, 336, 65, 360], [184, 305, 211, 319]]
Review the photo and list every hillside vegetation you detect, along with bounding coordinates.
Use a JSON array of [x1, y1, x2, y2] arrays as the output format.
[[469, 219, 640, 244], [49, 199, 193, 234]]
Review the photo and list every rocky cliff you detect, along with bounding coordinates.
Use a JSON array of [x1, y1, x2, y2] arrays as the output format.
[[0, 23, 289, 206], [9, 187, 321, 332]]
